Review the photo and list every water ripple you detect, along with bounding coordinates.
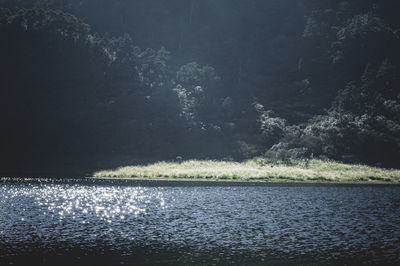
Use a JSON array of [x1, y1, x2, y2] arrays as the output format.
[[0, 181, 399, 265]]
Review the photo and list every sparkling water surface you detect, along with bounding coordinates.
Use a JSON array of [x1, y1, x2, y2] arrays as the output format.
[[0, 179, 399, 265]]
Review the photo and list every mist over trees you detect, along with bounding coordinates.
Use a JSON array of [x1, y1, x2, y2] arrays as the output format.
[[1, 0, 399, 174]]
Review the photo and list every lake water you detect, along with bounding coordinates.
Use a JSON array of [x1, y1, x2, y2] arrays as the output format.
[[0, 179, 399, 265]]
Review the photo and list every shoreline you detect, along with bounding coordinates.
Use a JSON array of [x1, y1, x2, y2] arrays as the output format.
[[2, 159, 400, 186], [1, 176, 400, 187]]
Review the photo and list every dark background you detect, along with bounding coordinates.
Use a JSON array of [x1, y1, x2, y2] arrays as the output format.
[[1, 0, 400, 175]]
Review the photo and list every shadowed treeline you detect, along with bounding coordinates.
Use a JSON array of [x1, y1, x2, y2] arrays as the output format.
[[1, 0, 400, 175]]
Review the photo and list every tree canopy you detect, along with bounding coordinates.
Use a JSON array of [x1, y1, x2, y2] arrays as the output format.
[[1, 1, 399, 174]]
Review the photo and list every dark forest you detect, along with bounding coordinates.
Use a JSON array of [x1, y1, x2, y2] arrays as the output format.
[[1, 0, 400, 175]]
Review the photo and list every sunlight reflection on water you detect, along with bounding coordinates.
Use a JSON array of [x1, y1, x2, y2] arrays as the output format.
[[0, 180, 400, 265]]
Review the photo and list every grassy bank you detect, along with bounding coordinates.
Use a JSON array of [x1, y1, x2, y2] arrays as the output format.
[[93, 159, 400, 184]]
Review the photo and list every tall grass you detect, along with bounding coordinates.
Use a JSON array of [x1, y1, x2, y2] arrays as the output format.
[[93, 158, 400, 183]]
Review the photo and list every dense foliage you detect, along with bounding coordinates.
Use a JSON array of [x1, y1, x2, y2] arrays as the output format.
[[1, 0, 399, 174]]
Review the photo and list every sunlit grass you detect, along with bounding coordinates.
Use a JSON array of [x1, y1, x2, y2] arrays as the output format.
[[93, 158, 400, 184]]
